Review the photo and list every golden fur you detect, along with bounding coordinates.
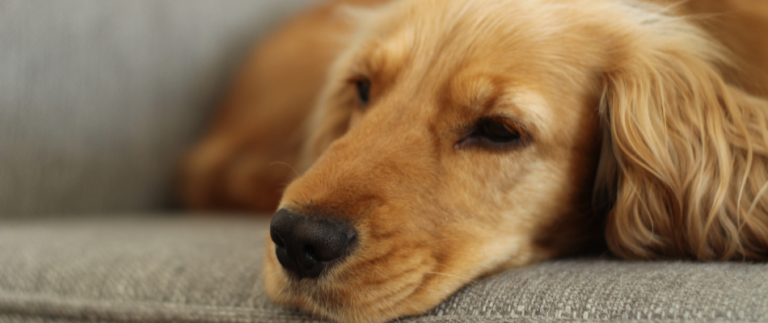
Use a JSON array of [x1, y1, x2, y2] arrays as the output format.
[[180, 0, 768, 322]]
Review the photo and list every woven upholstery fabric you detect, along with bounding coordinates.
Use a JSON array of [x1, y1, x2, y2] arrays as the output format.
[[1, 216, 766, 323], [0, 0, 312, 218]]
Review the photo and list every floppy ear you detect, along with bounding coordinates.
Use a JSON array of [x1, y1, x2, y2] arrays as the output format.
[[595, 15, 768, 260]]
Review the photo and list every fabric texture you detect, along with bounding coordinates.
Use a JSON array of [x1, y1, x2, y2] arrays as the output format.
[[0, 0, 313, 218], [1, 215, 766, 323]]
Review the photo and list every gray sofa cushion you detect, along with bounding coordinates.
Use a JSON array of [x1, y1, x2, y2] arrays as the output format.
[[1, 215, 766, 322], [0, 0, 312, 218]]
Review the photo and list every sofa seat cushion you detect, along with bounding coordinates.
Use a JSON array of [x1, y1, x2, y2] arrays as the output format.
[[1, 215, 767, 322]]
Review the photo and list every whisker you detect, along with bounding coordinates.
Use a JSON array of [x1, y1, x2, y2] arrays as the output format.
[[269, 161, 301, 178], [382, 296, 402, 323]]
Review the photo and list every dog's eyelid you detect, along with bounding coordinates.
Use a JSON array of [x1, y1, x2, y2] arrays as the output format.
[[453, 115, 531, 150], [346, 74, 368, 83], [480, 115, 528, 137]]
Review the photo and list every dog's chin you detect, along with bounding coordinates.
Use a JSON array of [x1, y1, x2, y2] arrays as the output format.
[[263, 240, 440, 323], [262, 229, 551, 323]]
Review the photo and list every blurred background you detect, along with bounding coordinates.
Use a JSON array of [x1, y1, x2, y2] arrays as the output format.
[[0, 0, 314, 218]]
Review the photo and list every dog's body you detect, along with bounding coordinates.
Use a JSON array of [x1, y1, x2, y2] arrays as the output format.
[[181, 0, 768, 322]]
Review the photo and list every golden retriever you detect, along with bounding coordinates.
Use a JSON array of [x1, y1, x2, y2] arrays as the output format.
[[180, 0, 768, 322]]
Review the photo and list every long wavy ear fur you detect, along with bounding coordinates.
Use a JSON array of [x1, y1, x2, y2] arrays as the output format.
[[596, 4, 768, 260]]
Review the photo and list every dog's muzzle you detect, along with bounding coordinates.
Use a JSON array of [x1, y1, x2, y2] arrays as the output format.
[[270, 209, 357, 279]]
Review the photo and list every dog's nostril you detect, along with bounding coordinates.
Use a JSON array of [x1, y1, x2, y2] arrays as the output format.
[[269, 209, 356, 279]]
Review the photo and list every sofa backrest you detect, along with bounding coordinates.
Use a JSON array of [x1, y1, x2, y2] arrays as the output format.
[[0, 0, 314, 218]]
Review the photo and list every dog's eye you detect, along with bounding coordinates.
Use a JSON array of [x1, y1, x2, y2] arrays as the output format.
[[476, 119, 520, 143], [457, 117, 526, 149], [354, 78, 371, 105]]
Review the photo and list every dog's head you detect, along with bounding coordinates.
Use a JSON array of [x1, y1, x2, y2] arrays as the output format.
[[264, 0, 768, 321]]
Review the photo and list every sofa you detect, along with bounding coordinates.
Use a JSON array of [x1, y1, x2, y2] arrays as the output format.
[[2, 1, 767, 322]]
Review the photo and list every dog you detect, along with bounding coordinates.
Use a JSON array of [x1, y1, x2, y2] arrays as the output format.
[[180, 0, 768, 322]]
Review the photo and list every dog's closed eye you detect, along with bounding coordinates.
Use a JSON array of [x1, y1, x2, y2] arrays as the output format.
[[477, 119, 519, 142], [457, 117, 527, 150]]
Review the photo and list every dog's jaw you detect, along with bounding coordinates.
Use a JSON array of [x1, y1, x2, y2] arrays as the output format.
[[264, 227, 552, 323]]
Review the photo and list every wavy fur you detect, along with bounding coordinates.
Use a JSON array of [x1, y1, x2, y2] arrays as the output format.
[[594, 1, 768, 260]]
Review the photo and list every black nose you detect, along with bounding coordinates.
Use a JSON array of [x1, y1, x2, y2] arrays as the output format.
[[269, 209, 357, 279]]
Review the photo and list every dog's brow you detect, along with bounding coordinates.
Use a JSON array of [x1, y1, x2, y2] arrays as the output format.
[[360, 29, 414, 78], [448, 74, 504, 113]]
